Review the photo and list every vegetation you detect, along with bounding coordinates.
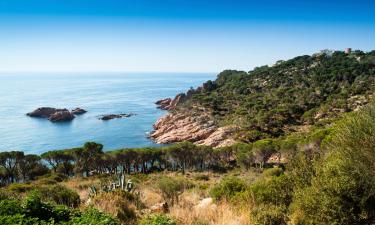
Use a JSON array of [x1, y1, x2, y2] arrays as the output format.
[[139, 214, 176, 225], [0, 50, 375, 224], [0, 192, 120, 224], [156, 177, 191, 206], [176, 50, 375, 142]]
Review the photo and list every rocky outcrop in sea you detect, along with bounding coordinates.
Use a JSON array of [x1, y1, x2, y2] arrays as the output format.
[[26, 107, 86, 122], [98, 113, 136, 121]]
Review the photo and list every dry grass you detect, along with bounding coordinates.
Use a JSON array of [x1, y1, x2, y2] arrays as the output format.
[[139, 187, 163, 207], [136, 171, 253, 225], [170, 198, 251, 225], [88, 191, 138, 225], [58, 171, 255, 225], [61, 177, 100, 203]]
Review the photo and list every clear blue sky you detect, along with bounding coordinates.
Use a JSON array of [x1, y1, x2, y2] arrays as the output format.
[[0, 0, 374, 72]]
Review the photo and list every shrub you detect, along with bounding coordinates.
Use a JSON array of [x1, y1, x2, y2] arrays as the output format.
[[0, 191, 117, 225], [139, 213, 177, 225], [210, 176, 247, 201], [50, 204, 73, 222], [71, 207, 120, 225], [193, 174, 210, 181], [23, 193, 55, 221], [262, 167, 283, 177], [37, 173, 68, 183], [157, 177, 192, 205], [7, 183, 33, 193], [35, 178, 58, 185], [251, 204, 287, 225], [0, 199, 25, 215], [289, 104, 375, 224], [250, 175, 293, 206], [35, 184, 80, 207], [90, 191, 137, 224], [0, 214, 40, 225]]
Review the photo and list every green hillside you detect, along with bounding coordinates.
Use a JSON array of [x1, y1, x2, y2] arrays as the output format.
[[177, 50, 375, 142]]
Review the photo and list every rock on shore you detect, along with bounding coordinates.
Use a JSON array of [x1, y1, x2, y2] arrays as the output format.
[[155, 93, 186, 110], [150, 111, 236, 148]]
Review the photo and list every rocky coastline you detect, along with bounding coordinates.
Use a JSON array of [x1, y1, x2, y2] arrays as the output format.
[[151, 95, 236, 148]]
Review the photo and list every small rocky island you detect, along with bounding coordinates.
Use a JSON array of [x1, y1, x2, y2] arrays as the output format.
[[98, 113, 136, 121], [26, 107, 87, 122]]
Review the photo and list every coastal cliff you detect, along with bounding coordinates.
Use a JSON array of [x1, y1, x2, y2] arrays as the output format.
[[150, 110, 236, 147]]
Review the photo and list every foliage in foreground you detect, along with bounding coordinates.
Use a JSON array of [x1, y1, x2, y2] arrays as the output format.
[[0, 193, 119, 225], [247, 103, 375, 225], [139, 213, 177, 225]]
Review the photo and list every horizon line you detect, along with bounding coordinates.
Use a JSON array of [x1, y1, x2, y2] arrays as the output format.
[[0, 70, 221, 74]]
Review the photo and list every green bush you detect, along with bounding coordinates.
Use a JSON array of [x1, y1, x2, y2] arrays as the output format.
[[0, 192, 117, 224], [157, 177, 192, 205], [23, 193, 55, 222], [35, 184, 80, 207], [251, 204, 287, 225], [0, 199, 25, 215], [0, 214, 40, 225], [250, 175, 293, 206], [139, 213, 176, 225], [289, 104, 375, 225], [7, 183, 33, 193], [71, 207, 120, 225], [35, 178, 58, 185], [193, 174, 210, 181], [210, 176, 247, 201], [262, 167, 283, 177]]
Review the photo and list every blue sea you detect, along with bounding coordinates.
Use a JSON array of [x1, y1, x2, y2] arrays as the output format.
[[0, 72, 216, 154]]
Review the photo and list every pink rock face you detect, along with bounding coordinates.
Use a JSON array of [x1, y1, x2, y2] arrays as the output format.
[[150, 112, 236, 148], [155, 98, 172, 110], [155, 93, 186, 110]]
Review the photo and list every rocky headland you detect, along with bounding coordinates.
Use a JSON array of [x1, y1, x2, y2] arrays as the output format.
[[151, 95, 236, 147], [151, 50, 375, 148], [150, 112, 236, 147]]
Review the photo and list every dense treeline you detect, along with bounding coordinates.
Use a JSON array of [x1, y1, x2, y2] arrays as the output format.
[[0, 126, 328, 186], [177, 50, 375, 142]]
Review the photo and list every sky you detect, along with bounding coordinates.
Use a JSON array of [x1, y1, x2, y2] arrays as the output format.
[[0, 0, 374, 73]]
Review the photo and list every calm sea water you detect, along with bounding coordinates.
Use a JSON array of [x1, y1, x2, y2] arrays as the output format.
[[0, 72, 215, 154]]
